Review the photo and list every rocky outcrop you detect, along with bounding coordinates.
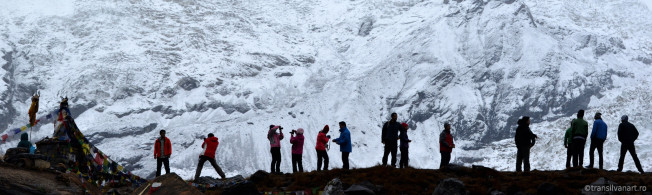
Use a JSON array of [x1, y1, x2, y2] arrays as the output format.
[[432, 178, 467, 195], [134, 173, 202, 195]]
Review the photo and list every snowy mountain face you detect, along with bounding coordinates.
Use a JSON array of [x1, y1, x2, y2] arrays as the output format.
[[1, 0, 651, 179]]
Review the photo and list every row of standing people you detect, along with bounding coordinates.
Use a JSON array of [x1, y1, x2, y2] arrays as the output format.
[[150, 123, 354, 180], [514, 110, 645, 173], [269, 113, 457, 174], [152, 111, 644, 179], [150, 117, 446, 179], [562, 110, 644, 173], [381, 113, 455, 169], [267, 121, 351, 174]]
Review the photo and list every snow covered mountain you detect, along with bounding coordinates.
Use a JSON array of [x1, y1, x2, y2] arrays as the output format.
[[1, 0, 651, 179]]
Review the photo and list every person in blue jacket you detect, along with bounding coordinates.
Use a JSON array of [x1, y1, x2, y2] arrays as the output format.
[[333, 121, 352, 170], [587, 112, 607, 170]]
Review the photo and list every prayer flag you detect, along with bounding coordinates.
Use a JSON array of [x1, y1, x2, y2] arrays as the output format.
[[94, 153, 103, 165], [103, 159, 110, 172]]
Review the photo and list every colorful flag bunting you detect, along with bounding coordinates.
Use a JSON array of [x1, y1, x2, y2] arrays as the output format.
[[1, 109, 60, 143]]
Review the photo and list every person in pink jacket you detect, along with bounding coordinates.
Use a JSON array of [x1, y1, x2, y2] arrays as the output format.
[[268, 125, 284, 174], [290, 128, 305, 173]]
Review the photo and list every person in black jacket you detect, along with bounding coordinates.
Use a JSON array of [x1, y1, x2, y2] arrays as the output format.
[[381, 113, 402, 167], [616, 115, 645, 173], [514, 116, 537, 172]]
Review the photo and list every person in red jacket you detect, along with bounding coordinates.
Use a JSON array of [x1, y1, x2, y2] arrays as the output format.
[[194, 133, 226, 180], [439, 123, 455, 169], [315, 125, 331, 171], [154, 130, 172, 177]]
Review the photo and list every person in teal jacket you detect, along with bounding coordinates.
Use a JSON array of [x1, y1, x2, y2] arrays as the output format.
[[333, 121, 351, 170], [17, 133, 32, 149]]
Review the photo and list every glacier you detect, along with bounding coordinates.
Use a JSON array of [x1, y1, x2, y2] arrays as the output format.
[[1, 0, 651, 179]]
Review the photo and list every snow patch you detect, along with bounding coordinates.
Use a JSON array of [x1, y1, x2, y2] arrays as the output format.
[[0, 0, 75, 17]]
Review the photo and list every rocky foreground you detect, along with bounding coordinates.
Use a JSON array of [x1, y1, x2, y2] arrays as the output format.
[[245, 165, 651, 195], [1, 161, 650, 194]]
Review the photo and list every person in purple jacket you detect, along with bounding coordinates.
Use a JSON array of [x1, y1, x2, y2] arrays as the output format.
[[290, 128, 305, 173], [268, 125, 284, 174]]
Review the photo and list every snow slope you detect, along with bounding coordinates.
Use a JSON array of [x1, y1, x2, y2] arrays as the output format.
[[1, 0, 651, 179]]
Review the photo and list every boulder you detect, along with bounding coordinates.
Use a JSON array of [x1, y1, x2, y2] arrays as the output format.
[[357, 180, 382, 193], [432, 178, 467, 195], [324, 178, 345, 195], [134, 173, 202, 195], [195, 176, 221, 185], [249, 170, 270, 184], [344, 184, 375, 195], [194, 175, 258, 194]]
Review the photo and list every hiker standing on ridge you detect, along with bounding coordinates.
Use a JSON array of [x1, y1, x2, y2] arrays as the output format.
[[316, 125, 331, 171], [268, 125, 284, 174], [439, 123, 455, 169], [290, 128, 305, 173], [616, 115, 645, 173], [571, 110, 588, 168], [381, 113, 401, 167], [564, 121, 573, 168], [154, 129, 172, 177], [587, 112, 607, 170], [333, 121, 352, 170], [514, 116, 537, 172], [399, 122, 411, 168], [194, 133, 226, 180]]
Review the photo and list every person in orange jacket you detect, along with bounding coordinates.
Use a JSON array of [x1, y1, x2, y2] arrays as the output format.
[[154, 130, 172, 177], [194, 133, 226, 180]]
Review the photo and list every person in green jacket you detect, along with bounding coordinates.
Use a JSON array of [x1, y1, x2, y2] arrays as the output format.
[[17, 133, 32, 149], [570, 110, 589, 168], [564, 125, 572, 168]]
